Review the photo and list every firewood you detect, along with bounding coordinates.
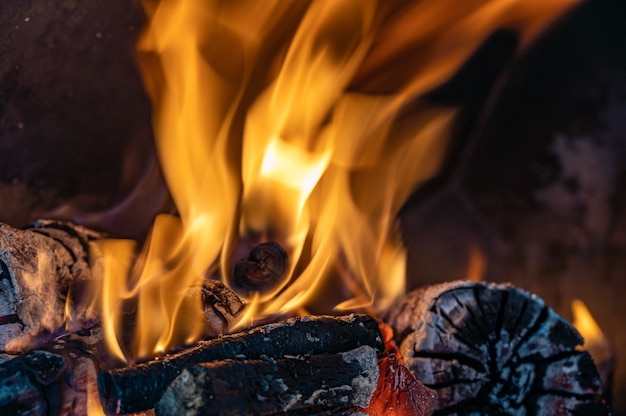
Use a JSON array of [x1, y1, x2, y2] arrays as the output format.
[[0, 220, 101, 353], [193, 280, 245, 337], [98, 314, 384, 415], [154, 345, 379, 416], [386, 280, 609, 415], [0, 327, 103, 416], [0, 219, 248, 354], [0, 370, 49, 416], [232, 241, 288, 293]]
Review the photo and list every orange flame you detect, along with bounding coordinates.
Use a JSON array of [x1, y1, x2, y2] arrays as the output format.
[[571, 299, 611, 362], [94, 0, 578, 360], [466, 245, 486, 282]]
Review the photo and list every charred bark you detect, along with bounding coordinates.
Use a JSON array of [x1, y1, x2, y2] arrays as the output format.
[[0, 220, 101, 353], [0, 327, 103, 416], [98, 314, 384, 415], [386, 280, 609, 415], [194, 279, 245, 337], [155, 345, 379, 416]]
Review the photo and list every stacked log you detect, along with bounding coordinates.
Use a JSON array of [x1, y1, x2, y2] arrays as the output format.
[[98, 314, 385, 415], [0, 220, 612, 415], [155, 345, 380, 415]]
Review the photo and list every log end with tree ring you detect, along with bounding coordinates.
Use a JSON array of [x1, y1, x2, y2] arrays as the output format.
[[232, 241, 288, 293], [386, 280, 610, 415]]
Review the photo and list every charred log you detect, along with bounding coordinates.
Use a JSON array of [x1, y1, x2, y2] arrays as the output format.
[[0, 220, 101, 353], [98, 314, 384, 415], [155, 345, 379, 416], [233, 241, 288, 293], [357, 323, 437, 416], [0, 327, 103, 416], [386, 280, 609, 415], [194, 279, 245, 337], [0, 370, 48, 416]]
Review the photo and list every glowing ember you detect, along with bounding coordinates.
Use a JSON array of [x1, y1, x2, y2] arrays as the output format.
[[92, 0, 578, 360]]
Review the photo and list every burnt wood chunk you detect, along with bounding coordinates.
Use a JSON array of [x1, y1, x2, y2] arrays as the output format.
[[98, 314, 384, 415], [0, 370, 48, 416], [155, 345, 379, 416], [233, 241, 288, 294], [358, 323, 437, 416], [386, 280, 609, 415], [0, 220, 101, 353], [0, 327, 103, 416], [195, 280, 245, 336]]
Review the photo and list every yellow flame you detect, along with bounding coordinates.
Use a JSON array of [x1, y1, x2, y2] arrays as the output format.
[[91, 240, 137, 361], [571, 299, 607, 350], [87, 367, 107, 416], [94, 0, 579, 359]]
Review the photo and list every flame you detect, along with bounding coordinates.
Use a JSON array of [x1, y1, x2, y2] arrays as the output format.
[[571, 299, 611, 358], [466, 244, 486, 282], [87, 365, 107, 416], [93, 0, 578, 360]]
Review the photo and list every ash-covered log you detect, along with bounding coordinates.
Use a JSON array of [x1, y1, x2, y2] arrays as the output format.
[[386, 280, 610, 415], [98, 314, 384, 415], [155, 345, 379, 416], [0, 220, 101, 352]]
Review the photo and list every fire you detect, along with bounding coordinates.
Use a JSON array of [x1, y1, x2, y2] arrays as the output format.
[[94, 0, 578, 360], [466, 244, 486, 282], [571, 299, 611, 361]]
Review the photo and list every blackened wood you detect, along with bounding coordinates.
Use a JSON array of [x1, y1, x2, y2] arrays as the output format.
[[0, 327, 103, 416], [154, 345, 379, 416], [193, 280, 245, 337], [358, 323, 437, 416], [386, 280, 609, 415], [233, 241, 288, 293], [361, 353, 436, 416], [0, 370, 48, 416], [0, 220, 101, 353], [98, 314, 384, 415]]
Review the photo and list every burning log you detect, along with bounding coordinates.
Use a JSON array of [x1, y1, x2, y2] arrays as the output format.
[[357, 323, 437, 416], [0, 220, 101, 352], [0, 327, 103, 416], [155, 345, 379, 416], [0, 350, 64, 416], [98, 314, 384, 415], [233, 241, 288, 294], [191, 279, 245, 337], [386, 280, 610, 415]]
